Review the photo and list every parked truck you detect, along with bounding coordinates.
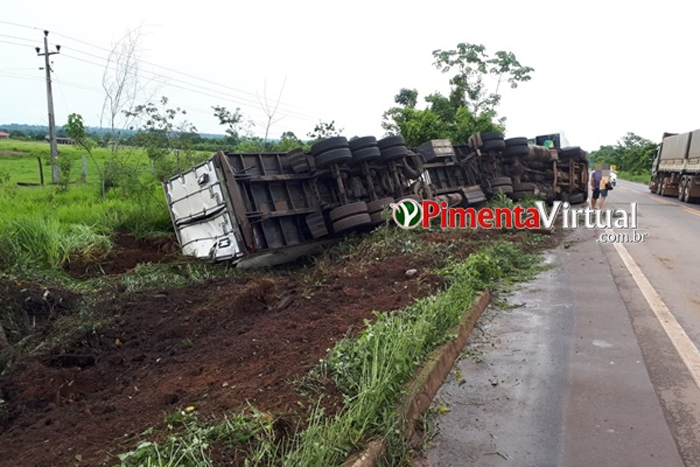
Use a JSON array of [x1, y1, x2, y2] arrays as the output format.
[[650, 129, 700, 203], [163, 132, 589, 267]]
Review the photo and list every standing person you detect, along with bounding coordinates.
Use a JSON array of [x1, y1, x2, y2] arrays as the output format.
[[590, 163, 610, 209]]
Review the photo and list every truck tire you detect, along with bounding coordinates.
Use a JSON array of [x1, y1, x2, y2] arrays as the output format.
[[503, 145, 530, 158], [332, 213, 372, 233], [489, 176, 512, 187], [481, 139, 506, 153], [370, 210, 386, 225], [683, 183, 694, 203], [480, 131, 504, 142], [310, 137, 349, 156], [380, 145, 409, 160], [305, 212, 328, 239], [329, 201, 369, 222], [314, 147, 353, 168], [512, 182, 536, 192], [492, 185, 514, 194], [678, 179, 687, 202], [367, 197, 394, 214], [377, 135, 405, 150], [559, 147, 582, 158], [505, 137, 528, 147], [352, 146, 381, 163], [287, 149, 310, 173], [400, 151, 424, 179], [568, 192, 585, 205], [349, 136, 378, 151]]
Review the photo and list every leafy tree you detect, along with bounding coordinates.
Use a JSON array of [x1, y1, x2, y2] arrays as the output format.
[[274, 131, 304, 152], [382, 90, 502, 147], [394, 88, 418, 108], [212, 105, 243, 145], [381, 43, 527, 147], [590, 133, 659, 174], [64, 113, 104, 194], [124, 96, 202, 181], [432, 43, 534, 124], [307, 120, 343, 141]]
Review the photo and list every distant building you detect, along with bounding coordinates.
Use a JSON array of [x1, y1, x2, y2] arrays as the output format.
[[45, 135, 75, 144], [0, 131, 9, 139]]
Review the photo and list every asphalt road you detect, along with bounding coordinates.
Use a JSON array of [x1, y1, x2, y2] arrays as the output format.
[[415, 179, 700, 467]]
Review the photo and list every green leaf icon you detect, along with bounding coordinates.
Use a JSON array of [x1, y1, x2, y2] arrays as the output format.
[[391, 199, 422, 229]]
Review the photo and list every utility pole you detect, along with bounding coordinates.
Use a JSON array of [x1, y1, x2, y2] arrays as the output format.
[[36, 30, 61, 184]]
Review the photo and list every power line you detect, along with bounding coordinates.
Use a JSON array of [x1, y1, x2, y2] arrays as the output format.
[[0, 39, 37, 49], [61, 50, 319, 121], [51, 70, 72, 117], [59, 52, 318, 123], [0, 33, 37, 43], [0, 71, 104, 93], [0, 20, 42, 31], [0, 20, 321, 118]]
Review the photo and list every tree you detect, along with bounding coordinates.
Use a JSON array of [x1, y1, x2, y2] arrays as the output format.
[[432, 43, 534, 123], [256, 77, 287, 146], [212, 105, 244, 146], [381, 43, 528, 147], [590, 133, 659, 174], [124, 96, 201, 181], [100, 26, 160, 152], [394, 88, 418, 108], [307, 120, 343, 141], [274, 131, 304, 152], [64, 113, 104, 194], [381, 90, 502, 147]]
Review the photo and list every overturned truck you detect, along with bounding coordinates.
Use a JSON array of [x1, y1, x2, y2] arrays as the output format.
[[163, 132, 588, 266]]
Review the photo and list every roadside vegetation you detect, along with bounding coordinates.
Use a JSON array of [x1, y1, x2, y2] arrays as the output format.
[[114, 228, 550, 467], [0, 36, 556, 467], [616, 170, 651, 184], [590, 132, 658, 180]]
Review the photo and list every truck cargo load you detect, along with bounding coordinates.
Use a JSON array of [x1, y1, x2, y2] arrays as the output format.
[[164, 132, 589, 267]]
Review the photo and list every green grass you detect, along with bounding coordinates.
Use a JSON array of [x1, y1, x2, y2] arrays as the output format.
[[0, 139, 189, 272], [617, 171, 650, 184], [0, 139, 148, 184], [116, 237, 546, 467]]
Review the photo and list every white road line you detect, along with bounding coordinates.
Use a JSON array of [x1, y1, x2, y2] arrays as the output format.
[[607, 229, 700, 390]]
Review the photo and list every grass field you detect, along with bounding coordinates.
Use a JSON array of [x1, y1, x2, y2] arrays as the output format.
[[617, 170, 650, 184], [0, 139, 192, 271]]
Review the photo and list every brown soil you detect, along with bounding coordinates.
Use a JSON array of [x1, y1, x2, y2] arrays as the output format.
[[64, 232, 180, 279], [0, 278, 80, 348], [0, 227, 559, 467], [0, 240, 451, 467]]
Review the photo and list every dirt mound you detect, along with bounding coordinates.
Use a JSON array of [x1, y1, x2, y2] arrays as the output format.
[[0, 252, 444, 467], [65, 232, 180, 279], [0, 278, 78, 352]]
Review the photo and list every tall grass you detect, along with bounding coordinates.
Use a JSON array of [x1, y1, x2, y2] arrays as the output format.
[[0, 217, 112, 270], [0, 184, 173, 270]]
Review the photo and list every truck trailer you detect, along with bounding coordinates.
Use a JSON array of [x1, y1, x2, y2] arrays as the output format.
[[163, 132, 589, 267], [650, 129, 700, 202]]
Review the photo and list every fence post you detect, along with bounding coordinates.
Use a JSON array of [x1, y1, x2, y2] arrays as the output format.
[[82, 155, 87, 183], [38, 156, 44, 186]]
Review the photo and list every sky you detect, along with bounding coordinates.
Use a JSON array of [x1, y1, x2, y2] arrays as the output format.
[[1, 0, 699, 151]]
